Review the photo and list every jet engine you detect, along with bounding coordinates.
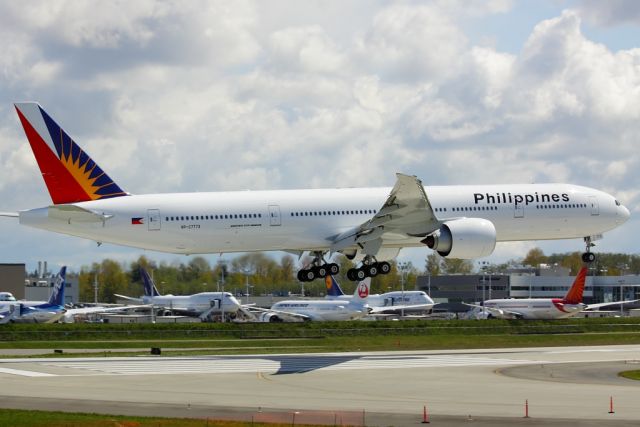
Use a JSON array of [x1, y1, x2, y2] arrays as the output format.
[[422, 218, 496, 259], [258, 312, 284, 323]]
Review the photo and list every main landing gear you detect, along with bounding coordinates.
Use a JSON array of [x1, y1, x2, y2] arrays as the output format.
[[346, 256, 392, 281], [581, 236, 596, 263], [297, 251, 339, 282]]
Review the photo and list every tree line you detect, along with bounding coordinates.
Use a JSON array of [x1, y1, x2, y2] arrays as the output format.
[[75, 249, 640, 303]]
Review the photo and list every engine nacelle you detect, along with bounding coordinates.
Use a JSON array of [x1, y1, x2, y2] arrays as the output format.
[[422, 218, 496, 259], [257, 312, 283, 323]]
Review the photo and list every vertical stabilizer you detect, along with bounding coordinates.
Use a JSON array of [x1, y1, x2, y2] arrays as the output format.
[[47, 266, 66, 307], [353, 278, 371, 302], [325, 275, 345, 297], [140, 268, 161, 297], [14, 102, 128, 204], [563, 266, 588, 304]]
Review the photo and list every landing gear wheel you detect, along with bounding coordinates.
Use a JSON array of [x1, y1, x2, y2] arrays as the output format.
[[366, 264, 378, 277], [297, 269, 316, 282], [582, 252, 596, 263], [328, 263, 340, 275], [313, 265, 328, 278], [355, 268, 367, 281], [379, 261, 391, 274], [347, 268, 356, 281]]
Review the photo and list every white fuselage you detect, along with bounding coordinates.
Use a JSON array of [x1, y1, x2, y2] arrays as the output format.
[[19, 183, 628, 256], [143, 292, 241, 315], [483, 298, 584, 320], [328, 291, 434, 311], [270, 300, 369, 321]]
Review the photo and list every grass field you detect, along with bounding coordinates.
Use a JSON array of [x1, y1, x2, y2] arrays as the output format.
[[0, 408, 327, 427], [0, 317, 639, 357], [618, 369, 640, 381]]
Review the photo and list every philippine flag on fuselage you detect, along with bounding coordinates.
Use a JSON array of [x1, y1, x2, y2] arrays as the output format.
[[131, 217, 144, 225]]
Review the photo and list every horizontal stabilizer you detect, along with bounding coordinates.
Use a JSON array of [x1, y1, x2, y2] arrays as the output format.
[[0, 212, 19, 218], [48, 204, 113, 223]]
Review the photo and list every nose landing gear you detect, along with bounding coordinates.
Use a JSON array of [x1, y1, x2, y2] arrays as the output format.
[[581, 236, 596, 263]]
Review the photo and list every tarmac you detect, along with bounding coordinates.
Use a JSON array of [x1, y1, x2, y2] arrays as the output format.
[[0, 345, 638, 426]]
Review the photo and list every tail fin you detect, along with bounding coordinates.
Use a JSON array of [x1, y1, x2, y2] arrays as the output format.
[[353, 278, 371, 301], [14, 102, 128, 204], [325, 275, 345, 297], [140, 268, 161, 297], [47, 266, 66, 306], [563, 266, 588, 304]]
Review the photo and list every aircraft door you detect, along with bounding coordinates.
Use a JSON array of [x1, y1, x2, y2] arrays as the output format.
[[268, 205, 281, 226], [211, 299, 221, 310], [148, 209, 161, 231], [514, 203, 524, 218], [588, 196, 599, 216]]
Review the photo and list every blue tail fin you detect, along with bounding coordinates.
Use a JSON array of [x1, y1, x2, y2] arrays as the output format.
[[325, 275, 345, 297], [47, 267, 66, 306], [140, 268, 161, 297]]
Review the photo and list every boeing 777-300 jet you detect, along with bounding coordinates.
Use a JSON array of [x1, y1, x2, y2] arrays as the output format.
[[0, 103, 630, 281]]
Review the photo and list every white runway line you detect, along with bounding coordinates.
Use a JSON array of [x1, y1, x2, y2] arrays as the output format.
[[40, 354, 545, 376], [0, 367, 57, 377]]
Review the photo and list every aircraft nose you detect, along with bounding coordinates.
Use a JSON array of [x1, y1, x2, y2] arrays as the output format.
[[619, 204, 631, 223]]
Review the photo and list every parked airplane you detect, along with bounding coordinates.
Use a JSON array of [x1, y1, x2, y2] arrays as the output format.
[[2, 103, 630, 281], [324, 275, 435, 314], [465, 266, 637, 319], [0, 267, 147, 323], [114, 268, 244, 320], [0, 267, 67, 323], [252, 278, 374, 322]]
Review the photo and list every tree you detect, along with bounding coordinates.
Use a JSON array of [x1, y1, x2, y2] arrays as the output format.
[[523, 248, 547, 267], [440, 258, 473, 275], [424, 253, 442, 276]]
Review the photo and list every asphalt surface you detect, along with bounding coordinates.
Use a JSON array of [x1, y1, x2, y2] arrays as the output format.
[[0, 345, 639, 426]]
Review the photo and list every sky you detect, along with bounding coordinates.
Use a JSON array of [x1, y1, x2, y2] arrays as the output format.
[[0, 0, 639, 275]]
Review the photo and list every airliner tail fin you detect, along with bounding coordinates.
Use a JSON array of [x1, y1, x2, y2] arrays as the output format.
[[14, 102, 128, 204]]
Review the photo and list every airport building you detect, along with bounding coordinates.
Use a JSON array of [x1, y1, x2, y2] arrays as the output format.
[[23, 261, 79, 304], [417, 265, 640, 312], [0, 263, 26, 299]]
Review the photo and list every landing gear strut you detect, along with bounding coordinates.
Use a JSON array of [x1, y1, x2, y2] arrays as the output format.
[[582, 236, 596, 263], [346, 256, 392, 282], [297, 251, 340, 282]]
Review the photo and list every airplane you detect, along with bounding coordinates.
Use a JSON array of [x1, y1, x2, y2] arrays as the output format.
[[114, 268, 245, 320], [251, 278, 373, 322], [464, 266, 638, 320], [0, 266, 148, 323], [324, 275, 436, 314], [0, 266, 68, 323], [1, 103, 630, 282]]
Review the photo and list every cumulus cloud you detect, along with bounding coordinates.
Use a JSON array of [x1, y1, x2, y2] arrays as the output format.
[[0, 0, 639, 271]]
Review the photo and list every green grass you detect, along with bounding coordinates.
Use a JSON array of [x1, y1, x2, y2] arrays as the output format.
[[618, 369, 640, 381], [0, 408, 329, 426], [1, 318, 640, 358]]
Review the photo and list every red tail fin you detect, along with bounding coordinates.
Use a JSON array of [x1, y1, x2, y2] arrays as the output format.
[[563, 266, 588, 304]]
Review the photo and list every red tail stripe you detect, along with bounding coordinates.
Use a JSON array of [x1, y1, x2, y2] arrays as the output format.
[[16, 108, 91, 204]]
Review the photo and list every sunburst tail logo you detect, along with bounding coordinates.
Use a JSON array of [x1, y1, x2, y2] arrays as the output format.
[[14, 102, 128, 204]]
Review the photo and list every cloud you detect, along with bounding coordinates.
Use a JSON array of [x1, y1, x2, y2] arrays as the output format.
[[0, 1, 638, 272], [577, 0, 640, 26]]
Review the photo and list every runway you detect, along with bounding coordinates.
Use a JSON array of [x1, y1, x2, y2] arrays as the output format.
[[0, 345, 639, 425]]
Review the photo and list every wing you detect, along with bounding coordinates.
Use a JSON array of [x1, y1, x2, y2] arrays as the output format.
[[585, 300, 639, 311], [462, 303, 523, 319], [114, 294, 143, 303], [63, 304, 149, 322], [249, 306, 313, 321], [330, 174, 440, 256], [369, 303, 435, 314], [0, 212, 19, 218]]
